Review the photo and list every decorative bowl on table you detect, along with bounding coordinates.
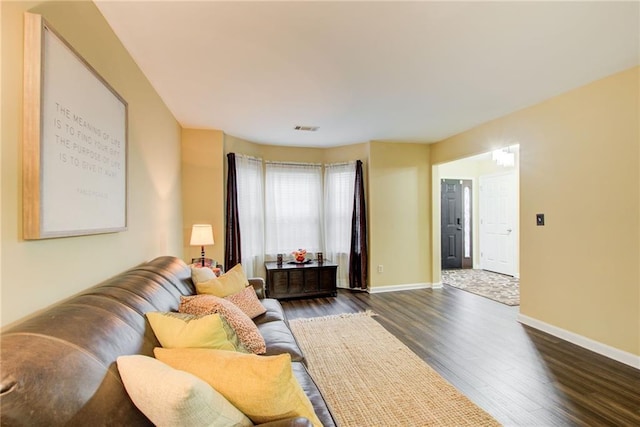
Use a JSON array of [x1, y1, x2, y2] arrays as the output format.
[[291, 249, 307, 263]]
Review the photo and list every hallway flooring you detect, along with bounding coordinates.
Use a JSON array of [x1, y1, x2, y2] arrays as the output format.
[[442, 268, 520, 306]]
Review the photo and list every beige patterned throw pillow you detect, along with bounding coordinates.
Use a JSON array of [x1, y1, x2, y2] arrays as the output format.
[[224, 286, 267, 319], [180, 295, 266, 354]]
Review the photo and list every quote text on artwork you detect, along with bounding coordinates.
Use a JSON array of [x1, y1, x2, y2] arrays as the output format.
[[53, 102, 123, 179]]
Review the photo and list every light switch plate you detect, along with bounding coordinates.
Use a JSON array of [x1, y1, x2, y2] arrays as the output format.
[[536, 213, 545, 226]]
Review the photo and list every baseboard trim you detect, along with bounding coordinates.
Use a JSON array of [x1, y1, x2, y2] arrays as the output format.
[[518, 314, 640, 370], [431, 282, 443, 289], [369, 283, 430, 294]]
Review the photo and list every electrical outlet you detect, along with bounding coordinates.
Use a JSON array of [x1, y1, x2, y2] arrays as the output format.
[[377, 265, 383, 273]]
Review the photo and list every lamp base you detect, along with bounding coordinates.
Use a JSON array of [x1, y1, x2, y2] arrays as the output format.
[[192, 257, 215, 268]]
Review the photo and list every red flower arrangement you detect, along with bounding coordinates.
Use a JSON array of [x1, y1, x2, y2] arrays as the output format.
[[291, 249, 307, 263]]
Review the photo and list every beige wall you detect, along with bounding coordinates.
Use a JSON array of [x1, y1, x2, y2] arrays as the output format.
[[369, 141, 432, 289], [1, 0, 183, 327], [0, 0, 4, 325], [181, 129, 225, 265], [430, 67, 640, 356]]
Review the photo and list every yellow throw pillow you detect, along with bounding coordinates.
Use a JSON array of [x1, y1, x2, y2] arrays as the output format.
[[154, 348, 323, 427], [146, 312, 246, 352], [196, 263, 249, 297]]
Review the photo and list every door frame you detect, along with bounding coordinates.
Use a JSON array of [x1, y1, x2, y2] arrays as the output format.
[[440, 178, 473, 270], [431, 147, 520, 287]]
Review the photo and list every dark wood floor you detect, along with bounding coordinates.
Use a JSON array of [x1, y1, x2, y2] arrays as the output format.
[[281, 286, 640, 427]]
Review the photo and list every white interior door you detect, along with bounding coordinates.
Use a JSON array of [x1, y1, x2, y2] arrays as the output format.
[[479, 171, 517, 276]]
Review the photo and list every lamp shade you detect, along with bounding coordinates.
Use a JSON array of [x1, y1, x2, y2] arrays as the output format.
[[190, 224, 214, 246]]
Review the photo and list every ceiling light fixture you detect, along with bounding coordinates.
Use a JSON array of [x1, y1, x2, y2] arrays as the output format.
[[492, 147, 515, 167]]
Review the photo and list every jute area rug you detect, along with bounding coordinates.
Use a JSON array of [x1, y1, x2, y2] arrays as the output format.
[[290, 312, 500, 426], [441, 269, 520, 306]]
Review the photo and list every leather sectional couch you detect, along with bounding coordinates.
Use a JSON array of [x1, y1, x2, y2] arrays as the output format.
[[0, 256, 336, 426]]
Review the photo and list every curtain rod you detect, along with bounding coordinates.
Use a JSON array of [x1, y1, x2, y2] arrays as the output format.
[[265, 160, 322, 167], [236, 154, 263, 162], [325, 160, 357, 167], [265, 160, 360, 167], [236, 157, 361, 167]]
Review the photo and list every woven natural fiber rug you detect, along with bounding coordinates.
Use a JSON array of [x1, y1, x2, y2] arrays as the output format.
[[290, 312, 500, 426], [442, 269, 520, 306]]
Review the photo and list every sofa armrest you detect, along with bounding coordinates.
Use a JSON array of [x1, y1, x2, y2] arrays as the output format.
[[249, 277, 266, 299], [257, 417, 313, 427]]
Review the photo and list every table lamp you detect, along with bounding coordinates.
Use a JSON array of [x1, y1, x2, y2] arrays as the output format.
[[190, 224, 214, 267]]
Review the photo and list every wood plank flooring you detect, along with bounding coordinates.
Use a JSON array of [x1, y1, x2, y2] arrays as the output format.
[[281, 286, 640, 426]]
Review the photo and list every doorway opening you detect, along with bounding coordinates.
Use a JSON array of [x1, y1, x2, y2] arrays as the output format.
[[434, 145, 520, 305]]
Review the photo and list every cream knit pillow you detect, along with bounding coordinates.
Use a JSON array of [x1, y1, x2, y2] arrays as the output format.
[[117, 355, 253, 427], [191, 266, 217, 284]]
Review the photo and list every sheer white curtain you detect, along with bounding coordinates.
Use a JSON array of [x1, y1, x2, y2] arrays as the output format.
[[265, 162, 323, 256], [324, 162, 356, 288], [236, 155, 265, 278]]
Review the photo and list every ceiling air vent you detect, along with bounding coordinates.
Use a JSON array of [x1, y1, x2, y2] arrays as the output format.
[[294, 125, 319, 132]]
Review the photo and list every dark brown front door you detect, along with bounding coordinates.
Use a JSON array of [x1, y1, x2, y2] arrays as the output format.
[[441, 179, 472, 269]]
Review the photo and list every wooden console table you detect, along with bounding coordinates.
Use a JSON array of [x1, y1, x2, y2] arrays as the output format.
[[264, 261, 337, 299]]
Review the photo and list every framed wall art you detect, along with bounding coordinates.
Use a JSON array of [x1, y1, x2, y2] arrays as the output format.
[[23, 13, 128, 239]]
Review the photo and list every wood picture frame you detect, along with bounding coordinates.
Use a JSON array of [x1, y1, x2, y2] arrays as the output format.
[[23, 13, 128, 239]]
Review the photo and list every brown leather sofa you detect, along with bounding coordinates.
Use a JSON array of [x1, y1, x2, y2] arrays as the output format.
[[0, 256, 336, 426]]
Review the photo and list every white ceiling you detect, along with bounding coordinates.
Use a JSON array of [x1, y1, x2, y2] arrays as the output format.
[[95, 1, 640, 148]]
